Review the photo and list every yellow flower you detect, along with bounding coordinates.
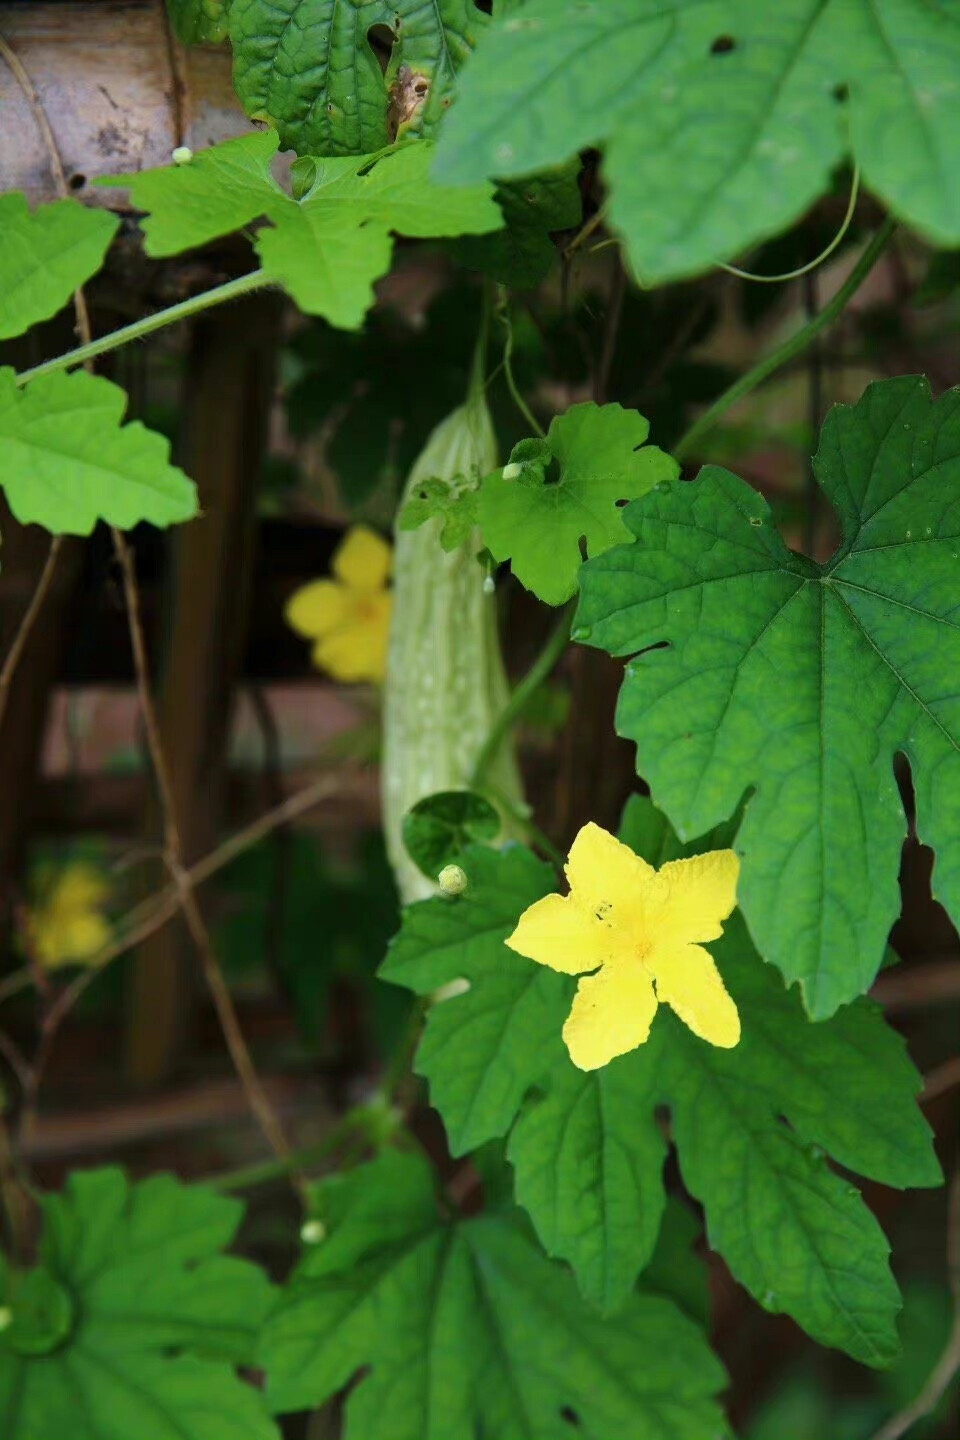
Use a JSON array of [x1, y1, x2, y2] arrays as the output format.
[[285, 525, 393, 683], [26, 863, 112, 970], [506, 822, 741, 1070]]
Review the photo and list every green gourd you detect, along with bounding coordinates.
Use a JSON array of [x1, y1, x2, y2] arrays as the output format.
[[382, 378, 524, 903]]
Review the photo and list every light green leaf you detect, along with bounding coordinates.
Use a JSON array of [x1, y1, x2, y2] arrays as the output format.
[[0, 368, 198, 535], [167, 0, 231, 43], [398, 473, 480, 550], [479, 402, 678, 606], [435, 0, 960, 282], [0, 193, 118, 341], [0, 1167, 278, 1440], [383, 798, 939, 1359], [261, 1149, 727, 1439], [100, 133, 501, 330], [98, 129, 285, 255], [229, 0, 489, 156], [577, 376, 960, 1017]]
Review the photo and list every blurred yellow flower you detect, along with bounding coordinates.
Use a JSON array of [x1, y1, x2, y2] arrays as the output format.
[[26, 863, 112, 970], [506, 822, 740, 1070], [285, 526, 393, 684]]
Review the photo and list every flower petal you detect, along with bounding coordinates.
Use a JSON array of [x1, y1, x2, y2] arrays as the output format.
[[651, 942, 740, 1048], [562, 963, 659, 1070], [657, 849, 740, 945], [506, 893, 614, 975], [312, 595, 392, 683], [285, 580, 349, 640], [564, 822, 657, 924], [333, 525, 392, 592]]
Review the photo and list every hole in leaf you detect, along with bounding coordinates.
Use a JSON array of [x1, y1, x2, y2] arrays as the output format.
[[710, 34, 736, 54], [368, 22, 398, 75], [68, 172, 86, 190], [833, 82, 849, 103], [560, 1406, 581, 1428]]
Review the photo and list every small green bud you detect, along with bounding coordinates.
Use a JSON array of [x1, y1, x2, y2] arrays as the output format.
[[502, 462, 523, 481], [171, 146, 194, 166], [438, 863, 467, 896]]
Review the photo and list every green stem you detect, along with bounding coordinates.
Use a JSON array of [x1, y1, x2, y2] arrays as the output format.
[[471, 603, 574, 791], [14, 271, 272, 388], [497, 285, 544, 437], [674, 218, 895, 463]]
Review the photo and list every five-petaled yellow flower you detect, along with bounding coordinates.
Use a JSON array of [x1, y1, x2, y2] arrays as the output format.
[[25, 863, 112, 970], [285, 526, 393, 684], [506, 822, 741, 1070]]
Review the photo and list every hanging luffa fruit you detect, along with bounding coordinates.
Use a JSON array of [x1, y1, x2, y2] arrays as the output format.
[[382, 374, 524, 903]]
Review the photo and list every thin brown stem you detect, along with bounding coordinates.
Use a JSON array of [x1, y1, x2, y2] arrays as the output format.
[[0, 537, 64, 735], [111, 530, 298, 1183]]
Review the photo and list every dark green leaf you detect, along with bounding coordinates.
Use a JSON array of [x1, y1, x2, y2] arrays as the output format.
[[435, 1, 960, 281], [451, 161, 583, 287], [167, 0, 231, 43], [0, 1168, 278, 1440], [577, 376, 960, 1017], [402, 790, 501, 880], [383, 799, 939, 1359], [230, 0, 489, 156], [261, 1149, 728, 1438]]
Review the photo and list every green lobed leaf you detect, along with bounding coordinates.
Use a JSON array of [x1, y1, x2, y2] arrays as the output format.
[[398, 474, 481, 550], [434, 0, 960, 283], [100, 133, 502, 331], [382, 844, 570, 1150], [261, 1148, 727, 1439], [0, 368, 198, 535], [167, 0, 231, 43], [382, 798, 939, 1360], [576, 376, 960, 1018], [0, 193, 118, 342], [402, 789, 500, 881], [0, 1167, 278, 1440], [229, 0, 489, 157], [479, 402, 678, 606]]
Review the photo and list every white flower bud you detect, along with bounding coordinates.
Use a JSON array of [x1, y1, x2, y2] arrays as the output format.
[[171, 146, 194, 166], [300, 1219, 326, 1246], [438, 863, 467, 896]]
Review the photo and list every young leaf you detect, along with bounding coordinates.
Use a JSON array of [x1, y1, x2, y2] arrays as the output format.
[[479, 402, 678, 606], [576, 376, 960, 1018], [261, 1149, 727, 1439], [402, 789, 500, 881], [229, 0, 489, 156], [398, 474, 481, 550], [435, 1, 960, 282], [0, 193, 118, 342], [0, 1167, 278, 1440], [100, 133, 502, 331], [382, 799, 939, 1361], [0, 368, 198, 535]]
